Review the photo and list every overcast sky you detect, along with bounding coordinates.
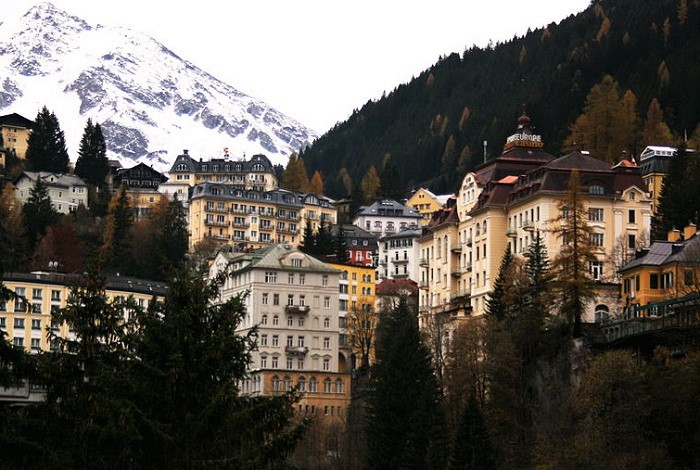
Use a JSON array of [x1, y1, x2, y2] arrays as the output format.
[[7, 1, 590, 134]]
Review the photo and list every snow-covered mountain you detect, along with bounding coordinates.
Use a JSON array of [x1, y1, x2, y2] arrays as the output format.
[[0, 3, 318, 171]]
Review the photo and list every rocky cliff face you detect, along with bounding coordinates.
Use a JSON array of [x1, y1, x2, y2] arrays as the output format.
[[0, 3, 317, 170]]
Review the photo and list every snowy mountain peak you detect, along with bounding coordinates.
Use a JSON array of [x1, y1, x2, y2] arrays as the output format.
[[0, 3, 317, 171]]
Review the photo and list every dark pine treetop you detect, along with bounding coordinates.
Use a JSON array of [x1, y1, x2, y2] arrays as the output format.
[[25, 106, 69, 173], [75, 119, 110, 187]]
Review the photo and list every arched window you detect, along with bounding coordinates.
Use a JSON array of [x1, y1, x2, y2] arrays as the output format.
[[476, 223, 481, 236], [298, 376, 306, 392], [483, 221, 487, 234], [284, 376, 292, 391], [335, 379, 344, 394], [595, 304, 610, 324], [309, 377, 318, 392], [589, 184, 604, 195], [323, 378, 332, 393], [261, 314, 268, 325], [271, 375, 280, 391]]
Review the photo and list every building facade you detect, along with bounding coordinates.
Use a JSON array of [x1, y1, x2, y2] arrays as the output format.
[[378, 227, 422, 282], [0, 113, 33, 160], [188, 185, 336, 249], [406, 188, 452, 227], [419, 113, 653, 324], [13, 171, 88, 213], [332, 224, 378, 267], [638, 145, 676, 214], [0, 272, 166, 354], [353, 199, 422, 238], [210, 245, 351, 417]]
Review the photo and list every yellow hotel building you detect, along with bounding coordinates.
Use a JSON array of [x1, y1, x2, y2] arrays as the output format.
[[419, 113, 652, 324]]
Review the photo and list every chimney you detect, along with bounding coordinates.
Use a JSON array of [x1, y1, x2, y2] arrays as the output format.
[[668, 228, 682, 242], [683, 223, 697, 240]]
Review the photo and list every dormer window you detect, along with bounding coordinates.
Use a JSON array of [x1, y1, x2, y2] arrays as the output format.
[[589, 185, 604, 195]]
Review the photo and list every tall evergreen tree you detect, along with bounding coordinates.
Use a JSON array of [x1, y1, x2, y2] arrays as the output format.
[[282, 152, 309, 192], [653, 145, 695, 239], [75, 119, 110, 187], [484, 245, 515, 322], [22, 176, 59, 252], [333, 227, 350, 263], [449, 395, 496, 470], [300, 219, 315, 255], [25, 106, 70, 173], [102, 186, 134, 275], [550, 170, 597, 337], [0, 183, 28, 271], [367, 297, 448, 470]]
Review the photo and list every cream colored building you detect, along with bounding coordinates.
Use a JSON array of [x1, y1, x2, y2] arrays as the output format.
[[188, 185, 336, 249], [210, 245, 351, 417], [13, 171, 88, 213], [638, 145, 676, 214], [419, 114, 653, 324], [0, 113, 33, 160], [0, 272, 166, 354]]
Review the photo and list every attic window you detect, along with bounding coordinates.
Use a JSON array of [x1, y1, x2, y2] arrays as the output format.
[[589, 185, 604, 195]]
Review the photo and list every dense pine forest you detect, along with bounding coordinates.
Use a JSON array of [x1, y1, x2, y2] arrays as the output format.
[[302, 0, 700, 198]]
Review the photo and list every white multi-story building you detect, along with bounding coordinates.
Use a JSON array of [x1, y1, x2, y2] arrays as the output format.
[[210, 244, 351, 417], [377, 227, 422, 282], [353, 199, 421, 238], [13, 172, 88, 213]]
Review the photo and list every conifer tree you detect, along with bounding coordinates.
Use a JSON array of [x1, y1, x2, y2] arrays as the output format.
[[300, 220, 315, 255], [484, 245, 515, 322], [308, 170, 324, 195], [75, 119, 110, 187], [449, 395, 496, 470], [640, 98, 674, 148], [282, 152, 309, 192], [25, 106, 70, 173], [360, 165, 381, 203], [653, 145, 696, 239], [550, 170, 597, 337], [0, 183, 28, 271], [102, 186, 134, 275], [22, 176, 59, 251], [367, 297, 448, 470], [333, 227, 350, 263]]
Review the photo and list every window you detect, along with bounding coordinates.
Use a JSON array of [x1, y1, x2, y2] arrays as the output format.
[[588, 208, 604, 222], [32, 288, 43, 300], [298, 317, 305, 327], [32, 303, 42, 314], [298, 336, 305, 347], [262, 293, 269, 305], [299, 274, 306, 285], [272, 376, 280, 391], [287, 316, 294, 326], [272, 315, 279, 326], [271, 356, 279, 368], [590, 233, 604, 247], [265, 271, 277, 283], [0, 317, 5, 328], [14, 318, 24, 329], [322, 275, 329, 286], [299, 295, 306, 306], [272, 335, 279, 347], [31, 319, 41, 330], [685, 269, 695, 287], [287, 294, 294, 306], [323, 337, 330, 349], [286, 358, 293, 369], [273, 294, 279, 305], [335, 379, 344, 394], [324, 378, 332, 392], [589, 261, 603, 280], [287, 335, 294, 347], [309, 377, 318, 392], [628, 209, 636, 223], [323, 317, 330, 328], [288, 273, 295, 284], [589, 184, 604, 195], [628, 234, 636, 249], [31, 338, 41, 350], [13, 337, 23, 347], [324, 297, 330, 309], [261, 314, 268, 325], [650, 273, 659, 289]]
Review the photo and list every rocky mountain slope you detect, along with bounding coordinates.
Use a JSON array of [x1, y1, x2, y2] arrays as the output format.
[[0, 3, 317, 170]]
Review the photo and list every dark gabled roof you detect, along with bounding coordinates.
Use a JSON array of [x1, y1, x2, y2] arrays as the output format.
[[356, 199, 421, 219], [619, 242, 676, 272], [543, 152, 612, 172], [0, 113, 34, 129], [169, 150, 274, 174], [116, 163, 168, 183], [2, 272, 167, 296], [375, 278, 418, 296]]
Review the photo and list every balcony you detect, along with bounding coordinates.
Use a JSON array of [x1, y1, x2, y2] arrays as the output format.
[[393, 258, 409, 265], [278, 228, 299, 235], [450, 290, 471, 301], [419, 258, 430, 267], [285, 305, 310, 314], [523, 220, 535, 231], [450, 243, 462, 253], [465, 262, 473, 271], [206, 206, 229, 214], [259, 225, 274, 232], [205, 233, 230, 241], [285, 346, 309, 356], [232, 221, 250, 228], [451, 270, 463, 278], [506, 226, 517, 238], [204, 219, 229, 227], [419, 281, 429, 290], [465, 236, 473, 246]]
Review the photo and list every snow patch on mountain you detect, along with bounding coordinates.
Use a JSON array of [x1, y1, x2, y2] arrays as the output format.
[[0, 3, 317, 171]]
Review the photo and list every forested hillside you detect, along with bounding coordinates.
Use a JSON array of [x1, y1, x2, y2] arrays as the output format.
[[302, 0, 700, 198]]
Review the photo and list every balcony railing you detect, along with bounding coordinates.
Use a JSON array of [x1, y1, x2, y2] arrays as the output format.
[[285, 305, 310, 314], [419, 281, 429, 290], [523, 220, 535, 231], [450, 243, 462, 253], [204, 219, 229, 227], [232, 221, 250, 228], [285, 346, 309, 355], [506, 226, 517, 237], [450, 290, 471, 301], [465, 237, 473, 246], [205, 206, 229, 213], [393, 258, 409, 265], [259, 225, 274, 232], [419, 258, 429, 267]]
